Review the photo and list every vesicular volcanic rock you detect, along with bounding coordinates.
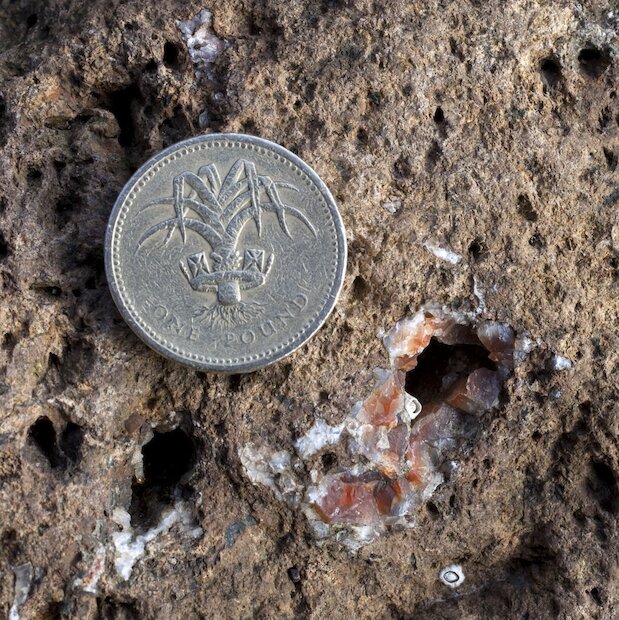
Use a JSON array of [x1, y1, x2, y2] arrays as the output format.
[[1, 1, 618, 619]]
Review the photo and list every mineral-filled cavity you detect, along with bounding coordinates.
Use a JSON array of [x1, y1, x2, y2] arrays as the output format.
[[241, 307, 515, 549]]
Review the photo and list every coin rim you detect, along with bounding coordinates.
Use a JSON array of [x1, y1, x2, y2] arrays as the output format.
[[105, 133, 347, 373]]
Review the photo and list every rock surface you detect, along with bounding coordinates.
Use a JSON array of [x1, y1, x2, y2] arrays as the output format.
[[1, 0, 618, 618]]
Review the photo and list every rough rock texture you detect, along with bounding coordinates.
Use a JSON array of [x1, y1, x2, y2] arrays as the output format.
[[0, 0, 618, 618]]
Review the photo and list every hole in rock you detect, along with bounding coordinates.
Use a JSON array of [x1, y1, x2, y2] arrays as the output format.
[[2, 332, 16, 353], [393, 154, 412, 179], [449, 37, 464, 61], [96, 597, 140, 619], [405, 335, 497, 406], [352, 275, 370, 300], [589, 587, 603, 606], [108, 84, 143, 148], [368, 90, 382, 107], [433, 106, 445, 123], [257, 308, 516, 550], [160, 105, 191, 146], [356, 127, 368, 145], [599, 107, 612, 131], [59, 422, 84, 464], [163, 42, 181, 68], [321, 452, 337, 469], [528, 234, 545, 250], [27, 168, 42, 185], [29, 417, 63, 468], [578, 47, 611, 79], [26, 13, 37, 28], [426, 501, 440, 519], [129, 427, 196, 531], [588, 460, 619, 514], [242, 118, 258, 134], [248, 16, 262, 36], [468, 238, 485, 261], [228, 374, 242, 392], [33, 284, 62, 297], [305, 82, 317, 102], [603, 147, 617, 170], [0, 232, 8, 259], [1, 529, 20, 562], [287, 565, 302, 583], [540, 57, 561, 88], [517, 194, 538, 222]]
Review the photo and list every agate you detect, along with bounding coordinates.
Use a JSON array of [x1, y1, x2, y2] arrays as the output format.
[[305, 308, 514, 548]]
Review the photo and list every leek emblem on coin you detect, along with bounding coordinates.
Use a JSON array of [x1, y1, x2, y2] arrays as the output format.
[[105, 134, 346, 373], [138, 158, 315, 326]]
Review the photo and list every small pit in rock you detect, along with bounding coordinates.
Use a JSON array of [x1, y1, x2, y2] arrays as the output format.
[[517, 194, 538, 222], [107, 84, 143, 149], [129, 427, 197, 531], [540, 57, 561, 88], [28, 417, 85, 470], [29, 417, 63, 468], [59, 422, 84, 465], [305, 313, 513, 546], [578, 47, 611, 79], [163, 41, 181, 68], [405, 334, 498, 406], [0, 231, 9, 259], [468, 239, 485, 261], [588, 460, 619, 514]]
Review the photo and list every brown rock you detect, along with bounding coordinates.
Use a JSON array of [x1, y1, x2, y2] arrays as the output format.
[[0, 0, 618, 618]]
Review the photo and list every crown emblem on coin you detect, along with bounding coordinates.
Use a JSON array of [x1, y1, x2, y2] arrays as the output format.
[[136, 159, 316, 327]]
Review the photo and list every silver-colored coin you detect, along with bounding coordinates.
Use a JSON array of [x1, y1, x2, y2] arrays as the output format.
[[105, 134, 347, 373]]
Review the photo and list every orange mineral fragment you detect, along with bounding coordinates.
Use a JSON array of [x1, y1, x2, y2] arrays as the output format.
[[305, 308, 515, 549]]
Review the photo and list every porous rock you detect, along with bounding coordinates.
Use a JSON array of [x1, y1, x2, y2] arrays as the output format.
[[0, 0, 618, 618]]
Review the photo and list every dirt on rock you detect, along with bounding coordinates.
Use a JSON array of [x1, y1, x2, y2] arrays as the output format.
[[0, 0, 618, 618]]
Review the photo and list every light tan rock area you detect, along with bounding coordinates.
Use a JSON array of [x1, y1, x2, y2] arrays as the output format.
[[1, 0, 618, 618]]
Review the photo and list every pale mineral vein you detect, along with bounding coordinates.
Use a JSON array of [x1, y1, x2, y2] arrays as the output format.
[[423, 241, 463, 265], [111, 502, 202, 581], [294, 419, 344, 459], [238, 443, 302, 506], [9, 563, 32, 620]]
